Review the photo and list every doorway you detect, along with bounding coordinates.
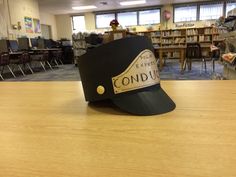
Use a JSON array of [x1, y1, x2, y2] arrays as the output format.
[[41, 24, 52, 39]]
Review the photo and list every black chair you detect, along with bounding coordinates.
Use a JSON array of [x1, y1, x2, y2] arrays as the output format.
[[51, 50, 63, 66], [185, 43, 207, 73], [10, 51, 34, 76], [0, 52, 16, 80], [210, 47, 221, 73], [31, 50, 52, 71]]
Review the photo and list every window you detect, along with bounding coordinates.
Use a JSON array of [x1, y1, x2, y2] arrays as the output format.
[[139, 9, 160, 25], [226, 2, 236, 16], [95, 8, 161, 29], [199, 3, 223, 20], [96, 13, 115, 28], [174, 6, 197, 22], [72, 16, 86, 33], [117, 11, 137, 27]]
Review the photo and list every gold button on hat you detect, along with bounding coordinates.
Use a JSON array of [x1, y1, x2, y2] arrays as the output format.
[[97, 85, 105, 95]]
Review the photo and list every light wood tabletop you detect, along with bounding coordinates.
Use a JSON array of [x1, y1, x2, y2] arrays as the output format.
[[0, 81, 236, 177]]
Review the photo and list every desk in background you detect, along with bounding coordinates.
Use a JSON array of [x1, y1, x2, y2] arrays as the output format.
[[30, 48, 60, 52], [155, 46, 186, 72], [30, 48, 61, 57], [103, 30, 137, 43], [0, 81, 236, 177]]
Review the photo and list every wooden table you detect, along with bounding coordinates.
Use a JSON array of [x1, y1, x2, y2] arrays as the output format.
[[9, 51, 34, 55], [30, 48, 60, 51], [0, 81, 236, 177], [155, 46, 186, 72]]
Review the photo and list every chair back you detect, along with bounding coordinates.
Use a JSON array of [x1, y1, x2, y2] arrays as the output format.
[[57, 50, 63, 58], [0, 52, 10, 65], [42, 51, 49, 61], [186, 43, 202, 59], [52, 50, 62, 60], [19, 52, 31, 63], [211, 49, 220, 59]]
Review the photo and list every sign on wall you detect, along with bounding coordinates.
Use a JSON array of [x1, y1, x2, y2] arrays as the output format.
[[24, 16, 33, 33], [33, 18, 41, 33]]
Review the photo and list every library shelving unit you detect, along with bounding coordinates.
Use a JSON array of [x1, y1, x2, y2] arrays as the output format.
[[137, 26, 227, 58], [72, 32, 88, 65]]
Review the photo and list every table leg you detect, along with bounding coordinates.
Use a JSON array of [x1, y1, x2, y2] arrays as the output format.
[[180, 49, 185, 73], [180, 49, 185, 74], [159, 50, 163, 71]]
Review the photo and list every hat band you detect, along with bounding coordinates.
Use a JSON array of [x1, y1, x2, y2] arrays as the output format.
[[112, 49, 160, 94]]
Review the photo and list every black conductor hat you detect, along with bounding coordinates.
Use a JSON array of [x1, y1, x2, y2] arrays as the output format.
[[78, 36, 175, 116]]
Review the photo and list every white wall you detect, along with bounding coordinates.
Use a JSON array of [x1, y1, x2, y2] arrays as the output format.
[[40, 11, 58, 40], [1, 1, 219, 41], [0, 0, 9, 38], [7, 0, 41, 39], [55, 4, 217, 40], [56, 14, 72, 40], [54, 5, 216, 38], [1, 0, 59, 40]]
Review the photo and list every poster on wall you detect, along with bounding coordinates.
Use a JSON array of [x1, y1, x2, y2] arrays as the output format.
[[24, 17, 33, 33], [33, 18, 41, 33]]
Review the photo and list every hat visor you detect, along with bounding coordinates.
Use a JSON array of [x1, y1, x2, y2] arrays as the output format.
[[112, 86, 176, 116]]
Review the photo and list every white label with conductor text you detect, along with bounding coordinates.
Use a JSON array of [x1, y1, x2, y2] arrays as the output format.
[[112, 49, 160, 94]]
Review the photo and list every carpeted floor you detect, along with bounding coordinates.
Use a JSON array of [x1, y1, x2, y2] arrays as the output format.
[[3, 64, 80, 81], [160, 59, 224, 80], [2, 59, 224, 81]]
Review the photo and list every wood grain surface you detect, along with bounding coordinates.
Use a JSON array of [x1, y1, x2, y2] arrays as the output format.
[[0, 81, 235, 177]]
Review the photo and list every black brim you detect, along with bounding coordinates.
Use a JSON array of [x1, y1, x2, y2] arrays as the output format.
[[112, 86, 176, 116]]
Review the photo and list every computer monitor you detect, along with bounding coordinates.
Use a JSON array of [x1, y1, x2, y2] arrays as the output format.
[[61, 40, 72, 47], [50, 39, 59, 48], [18, 38, 30, 50], [0, 40, 9, 53], [9, 40, 19, 52], [38, 38, 45, 49], [30, 38, 38, 48], [45, 39, 52, 48]]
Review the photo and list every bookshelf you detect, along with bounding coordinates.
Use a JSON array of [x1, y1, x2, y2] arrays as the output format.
[[137, 26, 227, 58]]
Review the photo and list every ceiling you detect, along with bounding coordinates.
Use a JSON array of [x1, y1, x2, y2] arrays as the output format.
[[38, 0, 212, 15]]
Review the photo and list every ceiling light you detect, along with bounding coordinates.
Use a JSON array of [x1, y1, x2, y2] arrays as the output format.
[[120, 0, 146, 6], [72, 5, 97, 10]]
